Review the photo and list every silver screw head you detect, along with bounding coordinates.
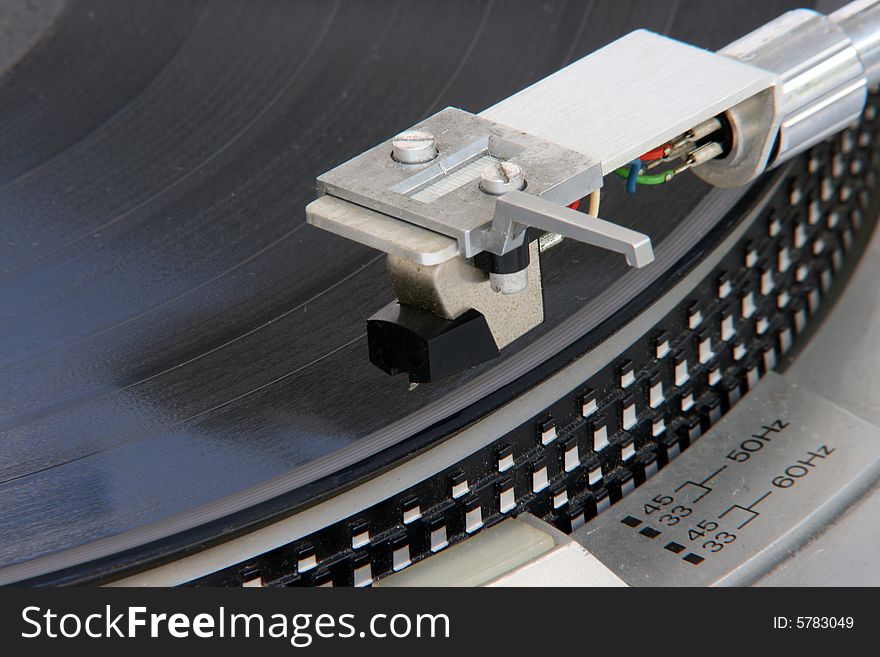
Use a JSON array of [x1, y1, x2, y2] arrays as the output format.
[[391, 130, 437, 164], [480, 161, 525, 195]]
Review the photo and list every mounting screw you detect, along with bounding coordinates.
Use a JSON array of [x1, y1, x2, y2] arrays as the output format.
[[480, 161, 525, 195], [391, 130, 437, 164]]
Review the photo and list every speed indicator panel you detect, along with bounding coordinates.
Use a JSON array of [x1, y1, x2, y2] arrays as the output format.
[[573, 373, 880, 586]]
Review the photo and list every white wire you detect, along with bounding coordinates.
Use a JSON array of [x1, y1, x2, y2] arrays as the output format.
[[587, 189, 601, 216]]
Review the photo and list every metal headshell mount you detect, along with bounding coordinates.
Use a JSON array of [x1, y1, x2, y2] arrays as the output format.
[[307, 108, 655, 381]]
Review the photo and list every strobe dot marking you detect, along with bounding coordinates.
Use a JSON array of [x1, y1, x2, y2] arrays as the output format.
[[639, 526, 661, 539], [621, 515, 642, 528]]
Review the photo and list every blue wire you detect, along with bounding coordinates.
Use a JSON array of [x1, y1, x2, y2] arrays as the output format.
[[626, 158, 641, 195]]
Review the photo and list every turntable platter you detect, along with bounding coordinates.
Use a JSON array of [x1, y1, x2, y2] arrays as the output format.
[[0, 0, 817, 582]]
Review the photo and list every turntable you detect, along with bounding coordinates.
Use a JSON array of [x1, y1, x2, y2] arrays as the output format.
[[0, 0, 878, 587]]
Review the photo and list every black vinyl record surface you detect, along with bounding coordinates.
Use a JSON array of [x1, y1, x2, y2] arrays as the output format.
[[0, 0, 809, 579]]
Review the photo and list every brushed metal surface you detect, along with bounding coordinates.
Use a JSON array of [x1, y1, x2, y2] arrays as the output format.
[[481, 29, 777, 176], [758, 225, 880, 585], [722, 8, 867, 165], [572, 372, 880, 586], [306, 195, 460, 265], [832, 0, 880, 86], [315, 107, 602, 257]]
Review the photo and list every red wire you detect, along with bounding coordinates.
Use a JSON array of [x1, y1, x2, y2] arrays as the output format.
[[639, 144, 668, 162]]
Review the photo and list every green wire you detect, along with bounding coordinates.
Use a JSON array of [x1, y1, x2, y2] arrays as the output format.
[[613, 166, 675, 186]]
